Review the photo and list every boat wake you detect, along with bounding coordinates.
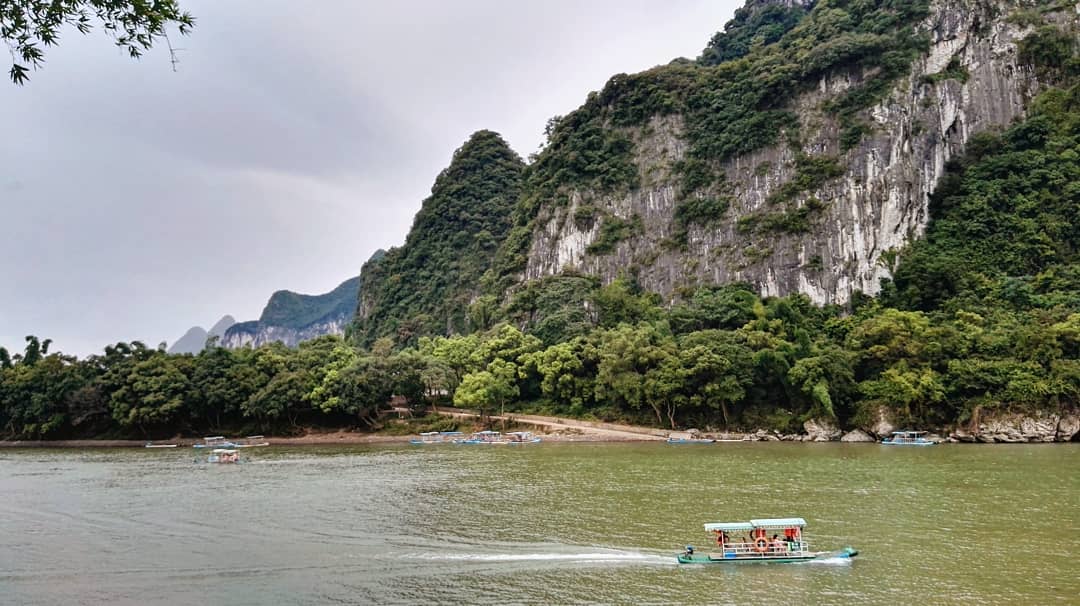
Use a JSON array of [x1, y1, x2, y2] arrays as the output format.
[[801, 555, 855, 566], [405, 550, 673, 566]]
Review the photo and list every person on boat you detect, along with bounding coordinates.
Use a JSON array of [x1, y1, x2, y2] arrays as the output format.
[[716, 531, 728, 547], [771, 534, 786, 553]]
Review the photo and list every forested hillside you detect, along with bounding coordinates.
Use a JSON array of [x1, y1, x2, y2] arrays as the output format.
[[353, 131, 524, 347], [2, 0, 1077, 441]]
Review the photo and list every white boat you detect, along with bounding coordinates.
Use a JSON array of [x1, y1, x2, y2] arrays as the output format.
[[206, 448, 241, 464], [455, 430, 541, 444], [409, 431, 464, 445], [504, 431, 541, 444], [145, 442, 178, 448], [233, 435, 270, 448], [193, 436, 238, 448]]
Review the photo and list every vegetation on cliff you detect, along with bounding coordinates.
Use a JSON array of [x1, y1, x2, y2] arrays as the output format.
[[353, 131, 524, 347], [492, 0, 934, 282]]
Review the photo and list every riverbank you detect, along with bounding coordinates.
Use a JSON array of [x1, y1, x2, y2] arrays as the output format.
[[3, 409, 1076, 447], [0, 415, 663, 448]]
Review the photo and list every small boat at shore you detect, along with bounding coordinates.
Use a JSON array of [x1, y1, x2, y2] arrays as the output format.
[[677, 518, 858, 564], [667, 437, 716, 444], [145, 442, 178, 448], [454, 430, 542, 444], [881, 430, 935, 446], [232, 435, 270, 448], [410, 431, 464, 445], [193, 436, 238, 448], [504, 431, 541, 444]]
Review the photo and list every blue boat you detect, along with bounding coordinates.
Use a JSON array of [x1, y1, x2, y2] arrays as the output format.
[[677, 518, 858, 564], [881, 431, 935, 446]]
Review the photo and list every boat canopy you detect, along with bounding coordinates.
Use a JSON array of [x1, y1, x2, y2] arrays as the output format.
[[204, 436, 225, 440], [891, 430, 927, 435], [751, 518, 806, 528], [212, 448, 238, 454], [704, 522, 755, 532]]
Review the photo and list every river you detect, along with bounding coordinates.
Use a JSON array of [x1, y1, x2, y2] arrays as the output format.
[[1, 443, 1076, 604]]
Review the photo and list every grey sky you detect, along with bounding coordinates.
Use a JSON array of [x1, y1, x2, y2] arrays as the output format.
[[1, 0, 740, 357]]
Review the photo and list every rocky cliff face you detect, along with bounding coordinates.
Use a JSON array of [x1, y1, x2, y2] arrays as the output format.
[[220, 316, 350, 348], [523, 0, 1075, 305]]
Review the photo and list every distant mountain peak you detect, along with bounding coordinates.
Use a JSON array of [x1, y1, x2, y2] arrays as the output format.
[[208, 315, 236, 338], [167, 325, 209, 354]]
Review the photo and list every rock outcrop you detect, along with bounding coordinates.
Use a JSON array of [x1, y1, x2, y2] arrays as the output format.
[[804, 418, 842, 442], [841, 429, 876, 442], [953, 412, 1080, 443], [865, 406, 897, 439]]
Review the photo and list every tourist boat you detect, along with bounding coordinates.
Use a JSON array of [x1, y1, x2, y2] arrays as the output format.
[[881, 430, 935, 446], [504, 431, 541, 444], [454, 430, 542, 444], [409, 431, 464, 445], [193, 436, 238, 448], [666, 437, 716, 444], [455, 430, 504, 444], [206, 448, 241, 464], [233, 435, 270, 448], [677, 518, 858, 564]]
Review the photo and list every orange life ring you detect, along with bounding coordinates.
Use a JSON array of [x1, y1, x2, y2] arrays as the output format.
[[754, 538, 769, 553]]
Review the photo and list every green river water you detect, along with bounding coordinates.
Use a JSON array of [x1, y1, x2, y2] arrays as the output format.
[[1, 443, 1076, 604]]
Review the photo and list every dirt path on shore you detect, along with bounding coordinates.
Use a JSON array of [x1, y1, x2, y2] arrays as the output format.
[[433, 409, 668, 441]]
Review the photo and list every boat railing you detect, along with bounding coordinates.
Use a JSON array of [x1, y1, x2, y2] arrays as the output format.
[[711, 540, 809, 558]]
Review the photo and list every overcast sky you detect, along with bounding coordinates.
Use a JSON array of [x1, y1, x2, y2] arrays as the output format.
[[1, 0, 740, 357]]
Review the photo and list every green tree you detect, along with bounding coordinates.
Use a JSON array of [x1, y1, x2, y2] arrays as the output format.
[[109, 354, 191, 435], [3, 0, 195, 84], [453, 366, 518, 422], [595, 323, 676, 425]]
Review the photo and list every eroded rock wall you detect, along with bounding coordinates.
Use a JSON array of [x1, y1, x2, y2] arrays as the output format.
[[525, 0, 1071, 304]]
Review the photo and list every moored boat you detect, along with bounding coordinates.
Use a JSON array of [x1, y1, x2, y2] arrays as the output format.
[[453, 430, 542, 444], [666, 437, 716, 444], [145, 442, 178, 448], [504, 431, 541, 444], [455, 430, 504, 444], [881, 430, 935, 446], [233, 435, 270, 448], [192, 436, 238, 448], [409, 431, 464, 445], [676, 518, 857, 564]]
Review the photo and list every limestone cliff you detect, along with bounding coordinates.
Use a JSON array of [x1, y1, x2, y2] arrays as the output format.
[[520, 0, 1077, 305]]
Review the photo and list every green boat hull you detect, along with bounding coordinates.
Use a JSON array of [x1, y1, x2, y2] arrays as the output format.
[[677, 547, 858, 564]]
